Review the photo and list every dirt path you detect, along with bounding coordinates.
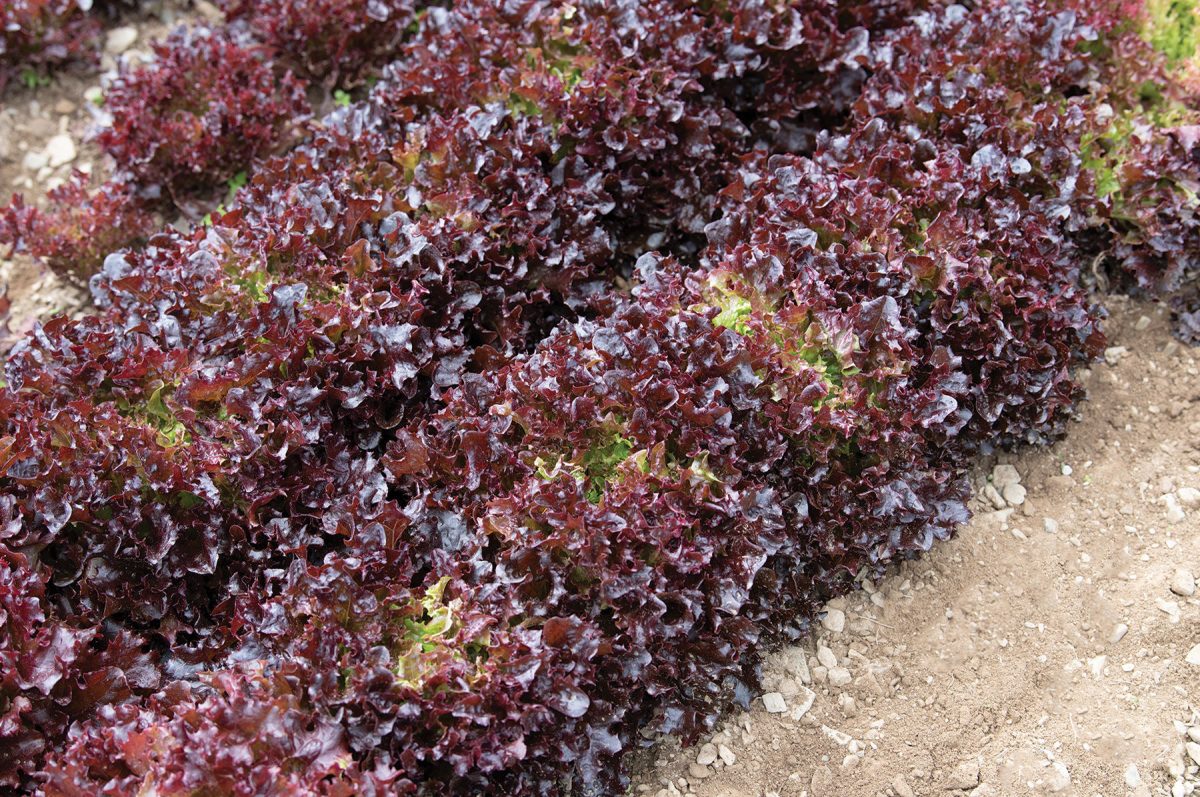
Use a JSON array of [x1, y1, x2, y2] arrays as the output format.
[[641, 297, 1200, 797]]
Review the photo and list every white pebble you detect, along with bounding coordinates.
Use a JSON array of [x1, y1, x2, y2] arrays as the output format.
[[1171, 569, 1196, 597], [992, 464, 1021, 488], [1186, 644, 1200, 666], [761, 692, 787, 713], [1002, 482, 1027, 506], [45, 134, 76, 168], [828, 667, 852, 687], [105, 26, 138, 55], [822, 608, 846, 634], [1178, 487, 1200, 508], [1104, 346, 1128, 366]]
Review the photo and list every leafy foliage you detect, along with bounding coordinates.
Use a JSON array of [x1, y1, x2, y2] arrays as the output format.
[[0, 173, 156, 286], [0, 0, 100, 93], [216, 0, 423, 87], [0, 0, 1198, 795], [94, 28, 310, 199]]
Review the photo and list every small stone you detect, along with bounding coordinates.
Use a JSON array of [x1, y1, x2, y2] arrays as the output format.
[[1186, 644, 1200, 666], [696, 744, 718, 766], [84, 86, 104, 106], [777, 677, 802, 698], [1135, 314, 1152, 331], [983, 484, 1007, 510], [1165, 494, 1186, 524], [821, 725, 853, 746], [822, 608, 846, 634], [1171, 569, 1196, 597], [791, 686, 816, 720], [1178, 487, 1200, 508], [194, 0, 224, 22], [810, 766, 835, 797], [781, 648, 811, 683], [717, 744, 736, 767], [1104, 346, 1128, 366], [1124, 764, 1142, 787], [1189, 727, 1200, 744], [1002, 482, 1027, 507], [1156, 598, 1181, 623], [1046, 761, 1071, 792], [761, 692, 787, 713], [687, 763, 710, 780], [838, 693, 857, 717], [992, 464, 1021, 488], [1110, 623, 1129, 644], [23, 151, 48, 171], [946, 759, 980, 789], [828, 667, 853, 687], [1187, 742, 1200, 767], [892, 775, 915, 797], [1043, 517, 1059, 534], [105, 26, 138, 55], [969, 785, 996, 797], [44, 134, 76, 168], [816, 644, 838, 669], [53, 98, 76, 115]]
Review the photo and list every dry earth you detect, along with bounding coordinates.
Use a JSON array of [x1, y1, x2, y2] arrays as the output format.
[[640, 298, 1200, 797], [3, 11, 1200, 797]]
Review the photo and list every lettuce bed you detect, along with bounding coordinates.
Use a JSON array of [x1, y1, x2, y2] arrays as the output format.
[[0, 0, 1198, 794]]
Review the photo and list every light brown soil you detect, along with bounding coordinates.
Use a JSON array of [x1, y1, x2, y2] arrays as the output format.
[[641, 297, 1200, 797]]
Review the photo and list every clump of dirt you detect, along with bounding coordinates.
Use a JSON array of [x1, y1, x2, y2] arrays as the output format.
[[642, 297, 1200, 797]]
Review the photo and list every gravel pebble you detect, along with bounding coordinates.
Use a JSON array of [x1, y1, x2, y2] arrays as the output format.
[[946, 759, 980, 789], [718, 744, 736, 766], [1185, 644, 1200, 666], [105, 26, 138, 55], [992, 464, 1021, 488], [1171, 569, 1196, 597], [1187, 743, 1200, 766], [761, 692, 787, 713], [1002, 482, 1027, 506], [822, 608, 846, 634], [827, 667, 852, 687], [1165, 494, 1186, 524], [45, 134, 76, 168], [1178, 487, 1200, 508]]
